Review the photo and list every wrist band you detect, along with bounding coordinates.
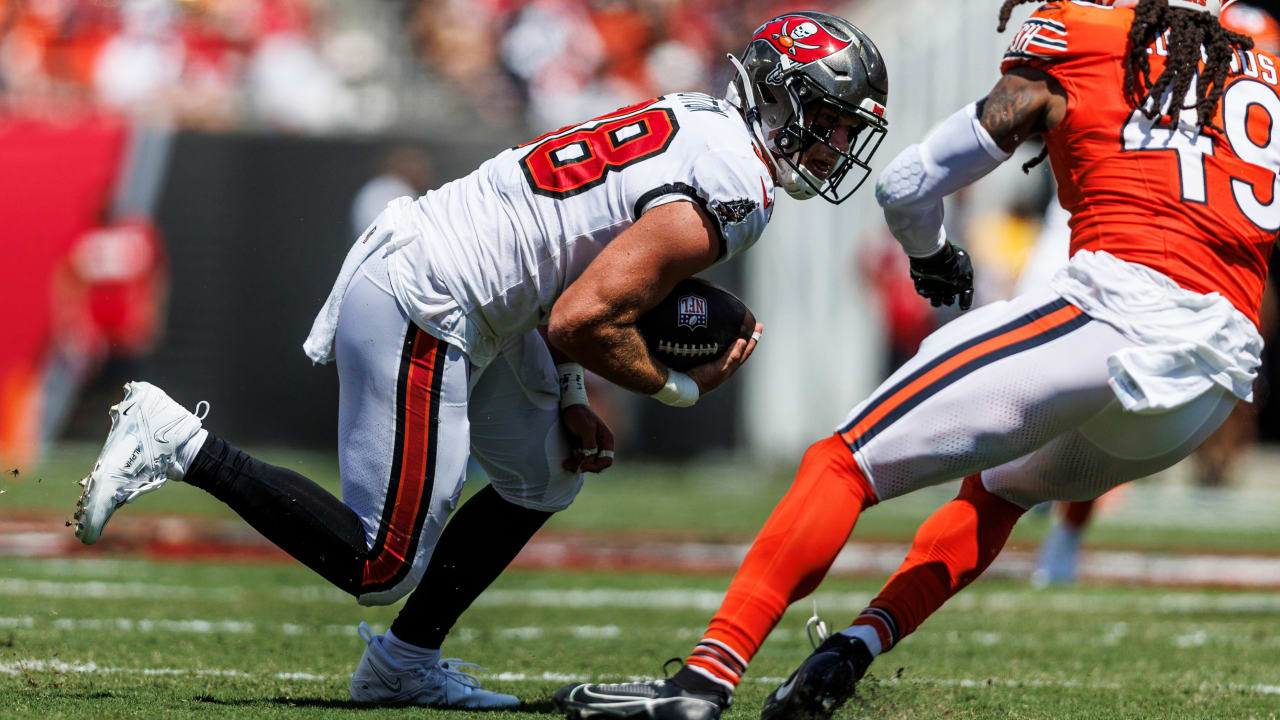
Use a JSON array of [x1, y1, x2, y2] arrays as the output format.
[[557, 362, 589, 408], [652, 369, 700, 407]]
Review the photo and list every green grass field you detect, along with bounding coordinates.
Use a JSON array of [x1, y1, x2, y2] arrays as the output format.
[[2, 444, 1279, 718], [1, 559, 1278, 719]]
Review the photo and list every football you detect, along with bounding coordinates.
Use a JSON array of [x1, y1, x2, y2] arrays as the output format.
[[636, 277, 756, 371]]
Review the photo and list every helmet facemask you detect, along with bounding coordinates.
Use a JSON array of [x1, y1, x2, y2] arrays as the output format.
[[758, 74, 887, 204]]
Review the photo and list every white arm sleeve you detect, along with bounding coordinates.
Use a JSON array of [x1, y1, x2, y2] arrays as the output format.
[[874, 102, 1013, 257]]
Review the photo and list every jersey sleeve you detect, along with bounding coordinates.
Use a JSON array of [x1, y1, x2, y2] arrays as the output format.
[[999, 3, 1129, 121], [635, 149, 773, 263], [999, 4, 1074, 75]]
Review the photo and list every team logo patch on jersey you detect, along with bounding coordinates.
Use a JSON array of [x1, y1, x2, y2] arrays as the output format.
[[755, 16, 851, 64], [677, 294, 709, 330], [710, 197, 758, 226]]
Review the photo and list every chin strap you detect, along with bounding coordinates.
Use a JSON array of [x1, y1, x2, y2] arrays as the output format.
[[726, 53, 793, 187], [726, 53, 825, 201]]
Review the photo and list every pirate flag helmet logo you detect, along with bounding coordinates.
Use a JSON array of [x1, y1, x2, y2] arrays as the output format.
[[757, 16, 852, 65]]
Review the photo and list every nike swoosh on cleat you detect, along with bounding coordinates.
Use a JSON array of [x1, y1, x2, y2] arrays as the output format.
[[772, 672, 798, 701], [153, 415, 187, 444], [121, 403, 135, 416], [366, 662, 403, 693]]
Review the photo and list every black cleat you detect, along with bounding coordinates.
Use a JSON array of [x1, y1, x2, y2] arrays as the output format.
[[760, 634, 873, 720], [555, 678, 727, 720]]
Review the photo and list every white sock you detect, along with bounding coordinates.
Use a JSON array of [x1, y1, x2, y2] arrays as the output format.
[[840, 625, 883, 657], [171, 428, 209, 479], [380, 629, 440, 669]]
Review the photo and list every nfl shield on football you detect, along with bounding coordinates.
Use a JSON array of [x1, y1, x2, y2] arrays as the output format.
[[636, 277, 755, 371]]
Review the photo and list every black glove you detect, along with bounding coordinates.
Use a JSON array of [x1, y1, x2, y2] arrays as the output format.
[[909, 241, 974, 310]]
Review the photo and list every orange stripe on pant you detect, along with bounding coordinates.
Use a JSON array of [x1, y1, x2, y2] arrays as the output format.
[[840, 303, 1085, 447], [362, 328, 445, 590]]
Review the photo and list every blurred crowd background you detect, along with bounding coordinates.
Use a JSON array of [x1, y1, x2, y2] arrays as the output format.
[[0, 0, 850, 133], [3, 0, 1280, 499]]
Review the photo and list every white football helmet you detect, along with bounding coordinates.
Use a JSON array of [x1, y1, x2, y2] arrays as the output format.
[[726, 11, 889, 204]]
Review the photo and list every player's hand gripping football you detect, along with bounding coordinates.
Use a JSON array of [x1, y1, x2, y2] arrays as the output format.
[[560, 403, 616, 474], [909, 241, 974, 310], [686, 321, 764, 394]]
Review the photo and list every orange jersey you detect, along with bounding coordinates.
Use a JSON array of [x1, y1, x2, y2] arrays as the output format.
[[1002, 1, 1280, 327]]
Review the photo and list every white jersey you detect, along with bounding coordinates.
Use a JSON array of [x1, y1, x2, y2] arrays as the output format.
[[385, 93, 776, 367]]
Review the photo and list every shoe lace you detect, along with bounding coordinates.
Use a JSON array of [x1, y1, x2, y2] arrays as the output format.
[[805, 600, 829, 651], [436, 658, 485, 690], [661, 657, 684, 680], [120, 400, 210, 504]]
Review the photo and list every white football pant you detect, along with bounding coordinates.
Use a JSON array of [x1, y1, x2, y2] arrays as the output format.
[[334, 251, 582, 606], [838, 286, 1237, 508]]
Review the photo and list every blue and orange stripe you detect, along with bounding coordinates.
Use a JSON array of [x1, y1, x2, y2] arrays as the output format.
[[839, 298, 1090, 451]]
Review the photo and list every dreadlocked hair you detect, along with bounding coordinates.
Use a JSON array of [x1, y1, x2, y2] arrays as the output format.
[[1123, 0, 1252, 132], [996, 0, 1036, 33]]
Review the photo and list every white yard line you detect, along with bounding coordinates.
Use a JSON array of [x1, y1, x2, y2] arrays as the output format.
[[3, 659, 1277, 696], [0, 577, 248, 601], [0, 659, 322, 681], [49, 618, 255, 633], [2, 615, 1275, 653], [7, 534, 1280, 588], [3, 577, 1280, 614]]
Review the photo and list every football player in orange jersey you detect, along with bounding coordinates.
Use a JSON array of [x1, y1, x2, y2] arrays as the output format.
[[1030, 0, 1280, 588], [557, 2, 1273, 719]]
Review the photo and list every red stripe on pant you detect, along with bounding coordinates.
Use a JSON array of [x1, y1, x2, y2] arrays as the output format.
[[362, 328, 445, 590]]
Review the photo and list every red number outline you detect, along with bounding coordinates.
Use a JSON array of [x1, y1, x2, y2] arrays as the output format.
[[520, 103, 680, 199]]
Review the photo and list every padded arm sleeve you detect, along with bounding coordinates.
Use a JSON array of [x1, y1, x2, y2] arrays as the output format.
[[874, 102, 1012, 257]]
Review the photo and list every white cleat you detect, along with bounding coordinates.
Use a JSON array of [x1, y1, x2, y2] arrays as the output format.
[[349, 622, 519, 709], [73, 381, 208, 545]]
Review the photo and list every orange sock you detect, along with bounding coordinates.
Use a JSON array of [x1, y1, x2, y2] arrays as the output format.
[[1061, 499, 1095, 530], [849, 474, 1025, 654], [682, 435, 876, 692]]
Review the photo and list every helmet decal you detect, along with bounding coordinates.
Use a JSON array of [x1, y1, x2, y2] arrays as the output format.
[[755, 16, 852, 65]]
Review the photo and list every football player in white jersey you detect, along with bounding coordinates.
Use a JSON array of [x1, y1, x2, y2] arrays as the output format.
[[70, 10, 888, 710]]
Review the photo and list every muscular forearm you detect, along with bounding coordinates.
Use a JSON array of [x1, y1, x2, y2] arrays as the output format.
[[546, 316, 667, 395]]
